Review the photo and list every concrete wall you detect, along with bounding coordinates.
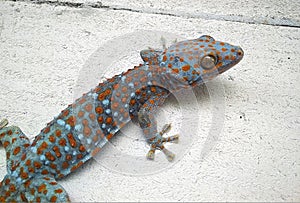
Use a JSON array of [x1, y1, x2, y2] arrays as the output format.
[[0, 0, 299, 201]]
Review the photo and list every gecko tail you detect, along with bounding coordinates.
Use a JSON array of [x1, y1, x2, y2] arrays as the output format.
[[0, 119, 31, 173], [0, 174, 70, 202]]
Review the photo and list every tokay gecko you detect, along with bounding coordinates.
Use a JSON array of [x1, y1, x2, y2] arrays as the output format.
[[0, 35, 243, 202]]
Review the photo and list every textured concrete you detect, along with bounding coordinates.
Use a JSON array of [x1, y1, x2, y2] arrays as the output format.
[[0, 0, 300, 202]]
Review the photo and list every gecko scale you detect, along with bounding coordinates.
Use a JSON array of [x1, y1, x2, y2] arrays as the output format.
[[0, 35, 243, 202]]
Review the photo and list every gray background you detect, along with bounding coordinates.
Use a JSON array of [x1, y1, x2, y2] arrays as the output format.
[[0, 0, 299, 201]]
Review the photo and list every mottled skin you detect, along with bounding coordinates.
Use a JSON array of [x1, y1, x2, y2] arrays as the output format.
[[0, 35, 243, 202]]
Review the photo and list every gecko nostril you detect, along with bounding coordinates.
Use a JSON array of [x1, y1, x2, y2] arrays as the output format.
[[237, 48, 244, 56]]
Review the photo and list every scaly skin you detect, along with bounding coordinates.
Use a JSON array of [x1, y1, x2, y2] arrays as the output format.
[[0, 35, 243, 202]]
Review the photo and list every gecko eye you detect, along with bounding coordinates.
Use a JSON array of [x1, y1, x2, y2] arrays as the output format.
[[200, 55, 217, 69]]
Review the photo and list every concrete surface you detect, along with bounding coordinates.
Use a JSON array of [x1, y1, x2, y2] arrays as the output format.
[[0, 0, 300, 202]]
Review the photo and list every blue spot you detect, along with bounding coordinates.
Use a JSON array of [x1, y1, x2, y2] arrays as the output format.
[[73, 151, 77, 155], [113, 112, 118, 117], [31, 147, 37, 153], [45, 161, 49, 165], [65, 124, 71, 131], [101, 123, 106, 129], [16, 177, 22, 183], [147, 72, 152, 77], [147, 81, 152, 86], [87, 138, 92, 144], [105, 109, 111, 114], [64, 146, 70, 152], [12, 171, 18, 177], [128, 82, 134, 88], [124, 104, 129, 108], [130, 92, 135, 97], [107, 128, 111, 132], [102, 99, 109, 105], [78, 134, 83, 140], [40, 155, 46, 161], [93, 93, 98, 99], [57, 119, 65, 126], [121, 76, 126, 82], [75, 124, 82, 131]]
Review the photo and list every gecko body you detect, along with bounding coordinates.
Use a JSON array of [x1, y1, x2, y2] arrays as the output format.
[[0, 35, 243, 202]]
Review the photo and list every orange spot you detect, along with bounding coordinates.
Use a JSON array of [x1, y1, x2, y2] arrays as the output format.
[[225, 55, 229, 60], [55, 130, 61, 137], [49, 135, 56, 143], [58, 138, 66, 146], [77, 154, 83, 159], [172, 69, 179, 74], [41, 170, 49, 175], [104, 89, 111, 96], [13, 146, 21, 155], [98, 93, 105, 101], [50, 196, 57, 202], [168, 63, 172, 68], [106, 117, 112, 124], [82, 119, 89, 126], [130, 99, 136, 105], [67, 133, 77, 148], [107, 133, 113, 140], [9, 184, 16, 192], [79, 144, 86, 152], [112, 102, 119, 109], [66, 154, 72, 161], [98, 116, 103, 123], [162, 55, 167, 62], [121, 97, 127, 103], [95, 106, 103, 114], [66, 116, 76, 127], [122, 87, 128, 93], [89, 113, 96, 121], [182, 65, 190, 72], [113, 84, 119, 90], [78, 111, 85, 117], [37, 184, 46, 193], [52, 146, 61, 158], [62, 109, 69, 117], [24, 180, 31, 188], [221, 48, 227, 52], [62, 161, 69, 169], [220, 42, 225, 46], [55, 189, 63, 194], [45, 152, 56, 161], [194, 63, 200, 68], [140, 76, 147, 83], [85, 103, 92, 112], [78, 98, 86, 104], [91, 147, 101, 157], [50, 163, 57, 169], [37, 142, 48, 154], [84, 126, 91, 136], [43, 127, 50, 134]]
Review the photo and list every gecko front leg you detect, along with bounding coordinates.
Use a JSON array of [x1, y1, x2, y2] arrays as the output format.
[[137, 92, 179, 161]]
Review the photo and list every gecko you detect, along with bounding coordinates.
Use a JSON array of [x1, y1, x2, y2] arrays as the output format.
[[0, 35, 243, 202]]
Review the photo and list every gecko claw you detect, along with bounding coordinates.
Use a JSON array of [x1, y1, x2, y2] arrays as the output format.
[[146, 124, 179, 161], [0, 119, 8, 129]]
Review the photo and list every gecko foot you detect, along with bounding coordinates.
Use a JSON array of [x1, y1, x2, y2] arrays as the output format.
[[146, 124, 179, 162], [0, 119, 8, 129]]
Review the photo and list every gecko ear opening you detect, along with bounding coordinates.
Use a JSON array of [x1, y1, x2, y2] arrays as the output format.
[[198, 35, 215, 42]]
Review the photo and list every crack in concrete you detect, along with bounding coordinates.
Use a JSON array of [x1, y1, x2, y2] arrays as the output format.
[[7, 0, 300, 28]]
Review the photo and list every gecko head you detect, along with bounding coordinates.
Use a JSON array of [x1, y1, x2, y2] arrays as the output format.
[[162, 35, 244, 86]]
